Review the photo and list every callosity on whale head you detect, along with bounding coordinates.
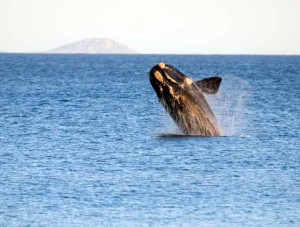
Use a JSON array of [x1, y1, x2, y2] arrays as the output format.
[[149, 62, 223, 136]]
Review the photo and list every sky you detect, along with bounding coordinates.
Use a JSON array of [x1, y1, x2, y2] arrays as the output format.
[[0, 0, 299, 54]]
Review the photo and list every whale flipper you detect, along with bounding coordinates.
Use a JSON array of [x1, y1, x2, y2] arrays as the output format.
[[195, 77, 222, 95]]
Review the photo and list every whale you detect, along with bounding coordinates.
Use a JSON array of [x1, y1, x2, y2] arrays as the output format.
[[149, 63, 222, 136]]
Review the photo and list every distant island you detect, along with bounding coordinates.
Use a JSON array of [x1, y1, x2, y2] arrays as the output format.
[[45, 38, 138, 54]]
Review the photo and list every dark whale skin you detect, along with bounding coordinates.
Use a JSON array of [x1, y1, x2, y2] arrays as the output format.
[[149, 63, 222, 136]]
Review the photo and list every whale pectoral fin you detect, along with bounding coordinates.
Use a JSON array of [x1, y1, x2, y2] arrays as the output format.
[[195, 77, 222, 94]]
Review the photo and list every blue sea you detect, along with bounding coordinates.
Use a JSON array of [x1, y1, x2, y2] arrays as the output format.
[[0, 54, 299, 226]]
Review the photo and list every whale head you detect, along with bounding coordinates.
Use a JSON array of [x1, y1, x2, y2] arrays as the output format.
[[149, 62, 193, 100]]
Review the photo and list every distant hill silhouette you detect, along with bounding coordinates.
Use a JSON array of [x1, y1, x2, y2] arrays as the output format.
[[46, 38, 138, 54]]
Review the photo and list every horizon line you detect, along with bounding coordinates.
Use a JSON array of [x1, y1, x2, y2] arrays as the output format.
[[1, 52, 300, 56]]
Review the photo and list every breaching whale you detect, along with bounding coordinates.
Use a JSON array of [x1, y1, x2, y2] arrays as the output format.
[[149, 63, 223, 136]]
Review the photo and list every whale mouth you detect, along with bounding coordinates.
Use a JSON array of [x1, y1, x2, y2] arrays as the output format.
[[149, 62, 191, 98], [149, 62, 186, 85]]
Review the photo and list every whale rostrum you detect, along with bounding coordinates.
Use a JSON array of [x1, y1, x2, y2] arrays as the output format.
[[149, 63, 222, 136]]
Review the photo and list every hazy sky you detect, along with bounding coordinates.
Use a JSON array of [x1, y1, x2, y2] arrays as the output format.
[[0, 0, 299, 54]]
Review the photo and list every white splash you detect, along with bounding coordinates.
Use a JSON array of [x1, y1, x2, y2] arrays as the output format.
[[206, 75, 252, 136]]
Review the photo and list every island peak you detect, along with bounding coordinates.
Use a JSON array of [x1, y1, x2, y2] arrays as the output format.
[[46, 38, 138, 54]]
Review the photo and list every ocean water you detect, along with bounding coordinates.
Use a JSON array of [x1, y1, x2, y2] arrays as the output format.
[[0, 54, 299, 226]]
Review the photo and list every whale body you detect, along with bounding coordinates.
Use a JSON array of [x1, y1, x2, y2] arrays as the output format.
[[149, 63, 222, 136]]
